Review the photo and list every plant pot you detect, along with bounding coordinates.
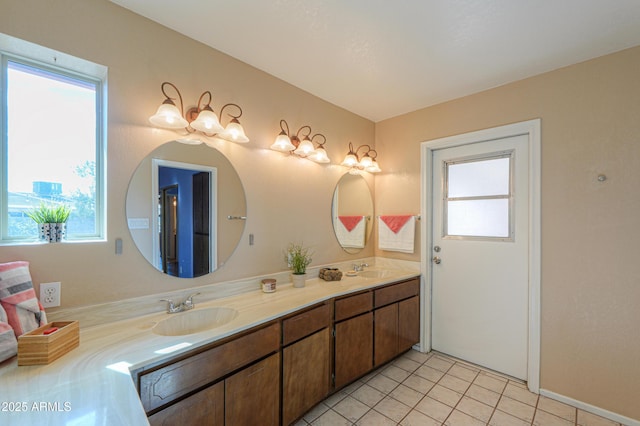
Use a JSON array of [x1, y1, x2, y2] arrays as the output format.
[[291, 273, 307, 288], [38, 223, 67, 243]]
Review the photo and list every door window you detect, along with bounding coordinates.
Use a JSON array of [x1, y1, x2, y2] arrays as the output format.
[[443, 152, 513, 240]]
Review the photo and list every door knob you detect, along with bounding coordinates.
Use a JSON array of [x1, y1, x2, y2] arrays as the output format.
[[432, 256, 441, 264]]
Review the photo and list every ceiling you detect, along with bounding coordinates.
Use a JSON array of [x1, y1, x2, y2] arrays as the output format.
[[111, 0, 640, 122]]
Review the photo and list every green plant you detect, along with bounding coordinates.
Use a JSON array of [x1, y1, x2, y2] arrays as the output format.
[[26, 203, 72, 223], [285, 243, 313, 275]]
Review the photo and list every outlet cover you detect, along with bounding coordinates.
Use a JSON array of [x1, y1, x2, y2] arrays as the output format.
[[40, 282, 61, 308]]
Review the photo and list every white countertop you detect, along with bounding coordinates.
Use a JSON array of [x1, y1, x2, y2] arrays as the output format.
[[0, 261, 420, 426]]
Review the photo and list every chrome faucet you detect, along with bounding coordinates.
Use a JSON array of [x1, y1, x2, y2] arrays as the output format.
[[352, 262, 369, 272], [160, 292, 201, 314]]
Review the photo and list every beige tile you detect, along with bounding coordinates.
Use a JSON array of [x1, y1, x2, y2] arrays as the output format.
[[502, 382, 538, 406], [401, 409, 442, 426], [445, 409, 487, 426], [322, 390, 348, 407], [448, 364, 479, 382], [389, 384, 424, 407], [533, 409, 575, 426], [428, 384, 463, 407], [537, 396, 576, 422], [507, 379, 528, 389], [333, 395, 370, 423], [465, 384, 501, 407], [342, 379, 365, 395], [496, 396, 535, 423], [293, 418, 309, 426], [425, 355, 455, 372], [374, 396, 412, 422], [577, 410, 622, 426], [403, 350, 432, 364], [381, 364, 412, 383], [439, 373, 472, 393], [403, 374, 436, 394], [473, 373, 507, 393], [415, 396, 454, 422], [351, 383, 387, 407], [355, 409, 396, 426], [311, 409, 351, 426], [393, 356, 422, 373], [368, 373, 400, 394], [457, 396, 494, 422], [489, 409, 531, 426], [303, 402, 330, 423], [415, 364, 446, 382]]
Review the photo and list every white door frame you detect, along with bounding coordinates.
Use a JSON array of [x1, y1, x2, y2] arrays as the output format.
[[420, 119, 541, 393]]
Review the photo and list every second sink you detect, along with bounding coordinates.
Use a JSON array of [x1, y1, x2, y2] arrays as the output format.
[[358, 269, 392, 279], [153, 307, 239, 336]]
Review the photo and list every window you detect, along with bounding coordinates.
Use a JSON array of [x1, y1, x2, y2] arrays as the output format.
[[1, 35, 106, 242], [443, 152, 514, 240]]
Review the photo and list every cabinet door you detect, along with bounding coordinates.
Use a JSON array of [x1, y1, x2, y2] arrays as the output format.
[[374, 303, 398, 367], [335, 312, 373, 389], [148, 381, 223, 426], [225, 353, 280, 426], [398, 296, 420, 352], [282, 328, 331, 425]]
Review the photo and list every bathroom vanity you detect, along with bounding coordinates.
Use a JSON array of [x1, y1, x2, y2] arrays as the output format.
[[132, 276, 419, 425]]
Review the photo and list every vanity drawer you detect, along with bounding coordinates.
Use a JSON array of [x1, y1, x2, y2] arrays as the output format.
[[335, 291, 372, 322], [139, 321, 280, 413], [374, 278, 419, 308], [282, 302, 331, 346]]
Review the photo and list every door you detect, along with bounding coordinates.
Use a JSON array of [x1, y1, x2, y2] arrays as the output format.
[[431, 134, 529, 380], [192, 171, 210, 277]]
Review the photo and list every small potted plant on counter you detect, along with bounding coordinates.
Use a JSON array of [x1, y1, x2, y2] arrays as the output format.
[[26, 203, 71, 243], [286, 243, 312, 288]]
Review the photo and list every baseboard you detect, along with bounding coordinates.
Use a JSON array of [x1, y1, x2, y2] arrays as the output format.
[[540, 389, 639, 426]]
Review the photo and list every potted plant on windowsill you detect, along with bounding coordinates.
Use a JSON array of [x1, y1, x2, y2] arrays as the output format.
[[286, 243, 313, 288], [26, 203, 71, 243]]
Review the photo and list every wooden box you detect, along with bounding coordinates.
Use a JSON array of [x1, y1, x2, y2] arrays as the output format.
[[17, 321, 79, 366]]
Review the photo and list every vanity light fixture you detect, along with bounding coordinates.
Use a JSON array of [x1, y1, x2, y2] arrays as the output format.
[[270, 119, 331, 163], [341, 142, 381, 173], [149, 82, 249, 143]]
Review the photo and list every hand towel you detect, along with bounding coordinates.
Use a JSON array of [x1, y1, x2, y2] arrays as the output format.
[[378, 215, 416, 253], [0, 261, 47, 337], [0, 303, 17, 363], [336, 216, 366, 248]]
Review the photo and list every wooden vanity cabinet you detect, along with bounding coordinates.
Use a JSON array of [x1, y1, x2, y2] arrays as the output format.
[[137, 321, 280, 425], [373, 278, 420, 367], [334, 291, 373, 389], [282, 302, 332, 426]]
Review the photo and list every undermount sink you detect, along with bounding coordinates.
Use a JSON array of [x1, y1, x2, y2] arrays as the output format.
[[152, 307, 239, 336], [359, 269, 392, 279]]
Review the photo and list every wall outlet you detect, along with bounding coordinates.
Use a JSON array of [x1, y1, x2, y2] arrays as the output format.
[[40, 282, 61, 308]]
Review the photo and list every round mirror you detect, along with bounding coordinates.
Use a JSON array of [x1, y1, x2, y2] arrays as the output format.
[[126, 141, 246, 278], [331, 173, 374, 254]]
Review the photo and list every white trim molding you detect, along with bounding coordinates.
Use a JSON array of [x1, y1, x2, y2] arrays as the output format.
[[540, 389, 640, 426]]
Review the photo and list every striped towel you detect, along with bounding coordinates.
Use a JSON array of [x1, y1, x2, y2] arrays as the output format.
[[0, 261, 47, 337], [0, 303, 17, 362]]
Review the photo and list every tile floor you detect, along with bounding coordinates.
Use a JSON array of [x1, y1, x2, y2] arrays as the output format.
[[294, 350, 624, 426]]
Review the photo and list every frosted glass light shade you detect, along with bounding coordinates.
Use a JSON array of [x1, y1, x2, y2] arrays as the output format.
[[359, 155, 373, 169], [341, 153, 359, 167], [308, 146, 330, 163], [270, 133, 295, 152], [149, 103, 189, 129], [366, 159, 381, 173], [293, 138, 315, 157], [219, 119, 249, 143], [190, 109, 224, 134]]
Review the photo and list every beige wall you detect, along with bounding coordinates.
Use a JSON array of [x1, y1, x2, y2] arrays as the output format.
[[0, 0, 375, 305], [375, 47, 640, 419]]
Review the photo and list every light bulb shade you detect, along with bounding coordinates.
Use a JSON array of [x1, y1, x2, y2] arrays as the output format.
[[341, 153, 359, 167], [366, 159, 381, 173], [270, 132, 295, 152], [293, 138, 315, 157], [149, 103, 189, 129], [359, 155, 373, 168], [219, 119, 249, 143], [308, 146, 330, 163], [190, 109, 224, 134]]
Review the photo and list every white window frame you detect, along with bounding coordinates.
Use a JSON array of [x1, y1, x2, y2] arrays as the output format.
[[0, 33, 107, 243]]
